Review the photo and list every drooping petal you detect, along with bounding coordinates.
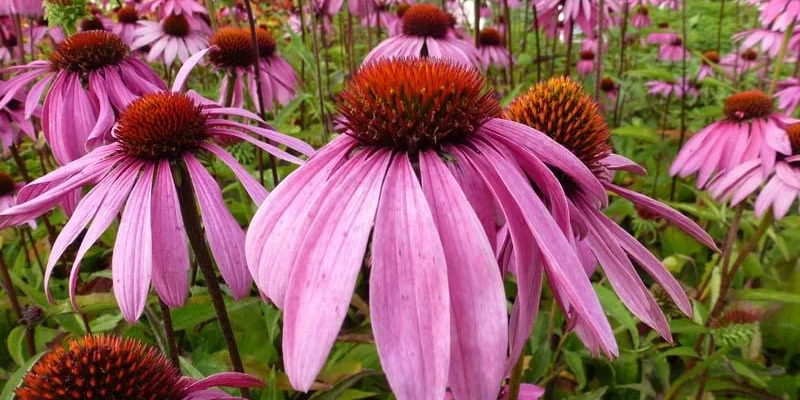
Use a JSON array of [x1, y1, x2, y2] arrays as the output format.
[[283, 150, 390, 392], [419, 151, 508, 400], [203, 143, 268, 205], [172, 47, 214, 92], [150, 160, 190, 308], [113, 164, 155, 323], [183, 154, 251, 299], [371, 153, 450, 400], [185, 372, 264, 393]]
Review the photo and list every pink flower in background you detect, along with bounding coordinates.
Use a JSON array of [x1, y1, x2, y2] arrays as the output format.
[[313, 0, 344, 16], [208, 27, 299, 110], [697, 50, 720, 81], [647, 23, 678, 45], [711, 123, 800, 219], [658, 37, 689, 62], [32, 18, 65, 45], [218, 1, 248, 23], [361, 0, 400, 34], [760, 0, 800, 31], [577, 49, 595, 76], [632, 5, 651, 28], [719, 49, 762, 78], [137, 0, 208, 17], [646, 79, 697, 98], [132, 13, 209, 67], [111, 5, 141, 45], [478, 27, 511, 69], [672, 90, 796, 188], [0, 54, 313, 323], [506, 77, 715, 356], [0, 31, 165, 166], [733, 28, 787, 58], [0, 0, 42, 17], [364, 4, 480, 67], [246, 59, 615, 399], [0, 81, 38, 154], [775, 78, 800, 114]]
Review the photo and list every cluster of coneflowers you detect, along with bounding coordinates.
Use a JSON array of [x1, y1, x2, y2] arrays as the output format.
[[0, 0, 797, 399]]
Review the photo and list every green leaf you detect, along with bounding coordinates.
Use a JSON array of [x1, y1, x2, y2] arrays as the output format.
[[567, 386, 608, 400], [654, 346, 699, 361], [736, 288, 800, 304], [0, 351, 44, 400], [7, 326, 26, 366], [563, 350, 587, 389]]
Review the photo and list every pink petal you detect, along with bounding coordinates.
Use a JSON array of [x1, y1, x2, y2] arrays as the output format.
[[283, 150, 390, 391], [202, 143, 268, 205], [419, 151, 508, 400], [151, 161, 190, 308], [371, 153, 450, 400], [183, 154, 251, 299]]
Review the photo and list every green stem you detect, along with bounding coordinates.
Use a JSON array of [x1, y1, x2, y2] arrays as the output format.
[[768, 21, 796, 95], [506, 355, 525, 400]]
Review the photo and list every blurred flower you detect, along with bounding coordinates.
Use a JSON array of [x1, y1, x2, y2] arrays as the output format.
[[246, 58, 615, 398], [647, 23, 678, 45], [312, 0, 344, 16], [132, 12, 208, 67], [719, 48, 762, 78], [599, 76, 618, 101], [218, 0, 248, 23], [505, 77, 715, 355], [137, 0, 208, 18], [111, 5, 140, 45], [672, 90, 796, 188], [478, 27, 511, 69], [646, 79, 696, 98], [208, 27, 299, 110], [16, 335, 262, 400], [775, 77, 800, 114], [632, 5, 651, 29], [733, 28, 787, 58], [760, 0, 800, 31], [0, 0, 43, 17], [577, 49, 595, 76], [363, 4, 480, 67], [0, 82, 39, 154], [697, 50, 720, 81], [658, 37, 688, 62], [711, 123, 800, 219], [0, 58, 313, 321]]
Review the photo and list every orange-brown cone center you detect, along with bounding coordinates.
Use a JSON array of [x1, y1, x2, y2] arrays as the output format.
[[723, 90, 773, 121], [49, 31, 129, 72], [402, 4, 451, 39]]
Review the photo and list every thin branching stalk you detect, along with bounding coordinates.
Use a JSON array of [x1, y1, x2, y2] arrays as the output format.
[[768, 21, 796, 94], [716, 0, 726, 52], [613, 1, 629, 126], [503, 0, 514, 86], [563, 23, 575, 76], [205, 0, 219, 31], [159, 300, 180, 369], [650, 95, 672, 198], [310, 12, 330, 141], [474, 0, 481, 46], [594, 0, 605, 102], [669, 0, 689, 201], [506, 354, 526, 400], [697, 204, 743, 301]]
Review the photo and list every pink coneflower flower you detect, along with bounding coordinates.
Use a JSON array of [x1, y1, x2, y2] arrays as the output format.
[[672, 90, 796, 187], [0, 31, 165, 166], [478, 27, 511, 69], [577, 49, 595, 76], [0, 30, 18, 63], [697, 50, 720, 81], [362, 0, 400, 33], [632, 5, 651, 28], [386, 2, 410, 36], [137, 0, 208, 17], [32, 17, 65, 46], [760, 0, 800, 31], [313, 0, 344, 16], [733, 28, 787, 58], [599, 76, 618, 101], [775, 78, 800, 114], [16, 335, 262, 400], [363, 4, 480, 67], [78, 16, 108, 32], [506, 77, 715, 355], [209, 27, 299, 110], [711, 123, 800, 219], [246, 58, 615, 398], [218, 1, 248, 23], [0, 84, 37, 153], [537, 0, 598, 35], [112, 5, 141, 45], [0, 59, 314, 322], [720, 49, 762, 78], [0, 0, 42, 17], [647, 23, 678, 45], [646, 79, 696, 98], [132, 13, 208, 67], [287, 7, 334, 37], [659, 37, 688, 62]]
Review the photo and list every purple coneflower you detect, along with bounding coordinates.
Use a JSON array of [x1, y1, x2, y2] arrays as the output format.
[[0, 29, 18, 63], [720, 49, 762, 78], [16, 335, 262, 400], [132, 13, 208, 67], [363, 4, 480, 67], [599, 77, 618, 102], [313, 0, 344, 16], [760, 0, 800, 31], [632, 5, 651, 28], [646, 79, 696, 99], [32, 17, 65, 46], [218, 1, 248, 23], [209, 27, 298, 110], [647, 23, 678, 45], [658, 37, 688, 62], [577, 49, 595, 76], [710, 123, 800, 219], [0, 58, 314, 322], [478, 27, 511, 69], [733, 28, 788, 58], [697, 50, 720, 81], [246, 58, 615, 399], [0, 31, 165, 165], [0, 0, 42, 17], [0, 84, 38, 154], [506, 77, 715, 355], [112, 5, 141, 45], [775, 77, 800, 114], [137, 0, 208, 17], [672, 90, 796, 187]]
